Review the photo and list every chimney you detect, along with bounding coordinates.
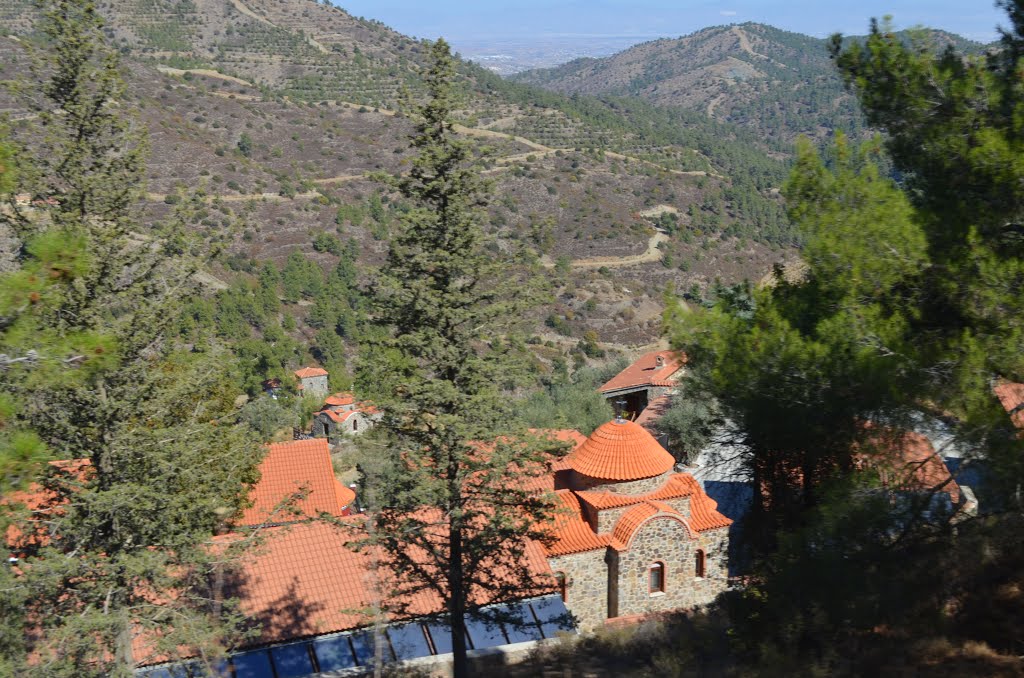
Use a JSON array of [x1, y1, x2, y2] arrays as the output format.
[[655, 355, 665, 369]]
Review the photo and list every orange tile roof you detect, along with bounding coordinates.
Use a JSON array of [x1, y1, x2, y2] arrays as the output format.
[[994, 381, 1024, 428], [634, 393, 673, 430], [610, 502, 662, 549], [599, 350, 686, 393], [324, 392, 355, 407], [294, 366, 329, 379], [335, 480, 356, 510], [576, 473, 696, 511], [566, 419, 675, 481], [861, 429, 961, 505], [321, 409, 358, 424], [529, 429, 587, 472], [224, 514, 556, 645], [222, 521, 440, 643], [238, 439, 347, 527], [544, 491, 610, 556], [678, 475, 734, 532]]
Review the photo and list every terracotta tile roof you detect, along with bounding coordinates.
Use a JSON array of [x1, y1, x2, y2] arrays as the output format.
[[576, 473, 696, 511], [861, 429, 961, 505], [238, 439, 347, 527], [566, 419, 675, 481], [224, 515, 556, 646], [529, 429, 587, 472], [321, 409, 358, 424], [335, 480, 356, 510], [635, 394, 673, 430], [357, 403, 380, 416], [222, 521, 440, 644], [610, 502, 661, 549], [599, 350, 686, 393], [543, 491, 610, 556], [324, 392, 355, 407], [678, 475, 734, 532], [294, 367, 329, 379], [994, 381, 1024, 428]]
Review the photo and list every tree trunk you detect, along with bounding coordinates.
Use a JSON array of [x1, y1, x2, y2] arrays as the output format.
[[448, 522, 468, 678]]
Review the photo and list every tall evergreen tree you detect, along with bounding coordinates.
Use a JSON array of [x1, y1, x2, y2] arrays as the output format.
[[0, 1, 263, 675], [663, 4, 1024, 668], [356, 39, 554, 678]]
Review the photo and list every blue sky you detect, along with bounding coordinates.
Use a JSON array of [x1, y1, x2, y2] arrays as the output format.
[[338, 0, 1007, 43]]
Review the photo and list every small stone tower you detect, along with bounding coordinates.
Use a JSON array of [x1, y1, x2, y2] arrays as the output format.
[[294, 367, 329, 399]]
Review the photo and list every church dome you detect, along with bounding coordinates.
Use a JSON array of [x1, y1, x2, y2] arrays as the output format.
[[566, 419, 675, 482]]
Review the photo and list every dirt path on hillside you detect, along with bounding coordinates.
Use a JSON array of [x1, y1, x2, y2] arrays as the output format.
[[156, 66, 255, 87], [452, 124, 552, 152], [731, 26, 788, 69], [570, 229, 670, 269]]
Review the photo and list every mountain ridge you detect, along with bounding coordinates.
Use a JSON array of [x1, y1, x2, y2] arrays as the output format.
[[513, 21, 990, 142]]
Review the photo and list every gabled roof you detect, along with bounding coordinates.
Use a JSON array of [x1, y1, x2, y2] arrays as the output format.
[[994, 381, 1024, 429], [634, 393, 673, 431], [294, 366, 329, 379], [566, 419, 675, 482], [861, 429, 962, 505], [222, 514, 555, 646], [610, 501, 694, 550], [320, 409, 359, 424], [239, 439, 347, 527], [544, 490, 611, 557], [599, 350, 685, 394], [576, 473, 696, 511]]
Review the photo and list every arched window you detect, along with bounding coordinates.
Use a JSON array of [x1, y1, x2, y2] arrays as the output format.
[[695, 549, 706, 579], [649, 562, 665, 594], [352, 418, 358, 432], [554, 571, 568, 602]]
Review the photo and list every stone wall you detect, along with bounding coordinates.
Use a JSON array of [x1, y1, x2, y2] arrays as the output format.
[[591, 495, 692, 534], [301, 375, 330, 398], [548, 549, 608, 631], [571, 470, 671, 496], [614, 518, 728, 618]]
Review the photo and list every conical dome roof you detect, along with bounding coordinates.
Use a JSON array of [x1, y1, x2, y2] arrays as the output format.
[[566, 419, 675, 482]]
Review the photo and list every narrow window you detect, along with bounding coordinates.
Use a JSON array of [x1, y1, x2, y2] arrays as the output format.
[[649, 562, 665, 594], [554, 571, 567, 602], [352, 418, 358, 432], [695, 549, 706, 578]]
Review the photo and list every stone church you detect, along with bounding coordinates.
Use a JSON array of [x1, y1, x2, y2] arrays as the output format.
[[541, 418, 732, 630]]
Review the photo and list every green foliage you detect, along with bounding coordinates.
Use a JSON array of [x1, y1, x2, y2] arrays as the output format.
[[0, 4, 263, 673], [521, 376, 614, 436], [653, 388, 721, 465], [237, 395, 297, 440], [662, 4, 1024, 668], [312, 230, 343, 255], [356, 39, 551, 678], [236, 132, 253, 158]]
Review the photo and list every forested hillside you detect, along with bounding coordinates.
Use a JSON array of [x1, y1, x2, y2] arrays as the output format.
[[514, 22, 989, 143], [0, 0, 803, 364]]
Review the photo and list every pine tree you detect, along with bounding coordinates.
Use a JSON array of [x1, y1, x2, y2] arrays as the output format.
[[0, 1, 263, 674], [356, 39, 554, 678]]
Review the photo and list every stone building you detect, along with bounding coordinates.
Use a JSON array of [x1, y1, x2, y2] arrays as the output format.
[[541, 417, 731, 630], [294, 366, 330, 399], [311, 392, 381, 441], [599, 350, 685, 420]]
